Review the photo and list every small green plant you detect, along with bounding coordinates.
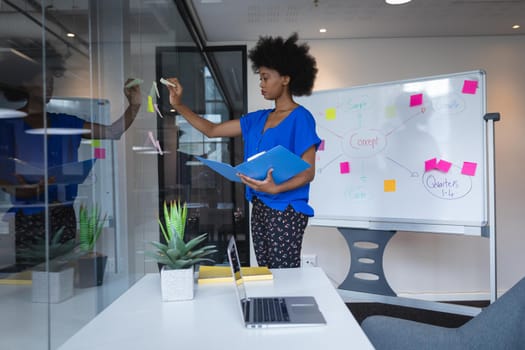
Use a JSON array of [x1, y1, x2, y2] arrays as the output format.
[[78, 204, 107, 256], [148, 200, 217, 270], [17, 227, 78, 271]]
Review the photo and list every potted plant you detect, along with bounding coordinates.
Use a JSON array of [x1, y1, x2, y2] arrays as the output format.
[[76, 204, 108, 288], [148, 200, 217, 301], [17, 227, 77, 303]]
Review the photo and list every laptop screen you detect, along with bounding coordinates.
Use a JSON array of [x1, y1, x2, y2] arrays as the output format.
[[227, 237, 247, 301]]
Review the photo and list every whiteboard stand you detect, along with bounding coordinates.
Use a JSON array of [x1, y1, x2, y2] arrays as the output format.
[[484, 112, 500, 303], [338, 228, 396, 296], [337, 227, 483, 316]]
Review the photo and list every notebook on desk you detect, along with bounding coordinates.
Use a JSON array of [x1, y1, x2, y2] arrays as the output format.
[[226, 237, 326, 328]]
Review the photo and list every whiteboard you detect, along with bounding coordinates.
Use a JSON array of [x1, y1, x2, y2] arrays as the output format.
[[297, 71, 488, 235]]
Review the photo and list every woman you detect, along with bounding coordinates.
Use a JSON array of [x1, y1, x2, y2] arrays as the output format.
[[0, 48, 141, 269], [165, 33, 320, 268]]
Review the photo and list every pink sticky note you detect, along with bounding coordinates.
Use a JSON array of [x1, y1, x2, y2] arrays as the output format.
[[410, 93, 423, 107], [340, 161, 350, 174], [155, 140, 164, 155], [425, 158, 437, 172], [461, 161, 477, 176], [153, 103, 164, 118], [462, 80, 478, 94], [94, 148, 106, 159], [436, 159, 452, 173], [147, 131, 157, 147], [318, 140, 325, 151]]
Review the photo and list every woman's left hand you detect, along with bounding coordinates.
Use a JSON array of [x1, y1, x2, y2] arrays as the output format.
[[238, 169, 279, 194]]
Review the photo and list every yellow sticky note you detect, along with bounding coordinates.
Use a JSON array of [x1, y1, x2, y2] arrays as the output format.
[[91, 140, 101, 147], [385, 105, 396, 118], [384, 179, 396, 192], [325, 108, 336, 120], [147, 95, 154, 113]]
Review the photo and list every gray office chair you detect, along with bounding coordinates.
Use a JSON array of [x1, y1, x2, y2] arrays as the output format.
[[361, 276, 525, 350]]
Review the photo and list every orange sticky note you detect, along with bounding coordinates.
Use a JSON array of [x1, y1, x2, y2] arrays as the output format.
[[384, 179, 396, 192], [325, 108, 336, 120]]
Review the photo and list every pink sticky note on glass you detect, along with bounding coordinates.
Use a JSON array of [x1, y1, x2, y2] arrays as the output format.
[[436, 159, 452, 173], [462, 80, 478, 94], [318, 140, 325, 151], [340, 161, 350, 174], [425, 158, 437, 172], [461, 161, 477, 176], [94, 148, 106, 159], [410, 93, 423, 107]]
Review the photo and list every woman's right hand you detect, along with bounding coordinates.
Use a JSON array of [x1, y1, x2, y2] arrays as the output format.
[[165, 77, 183, 108]]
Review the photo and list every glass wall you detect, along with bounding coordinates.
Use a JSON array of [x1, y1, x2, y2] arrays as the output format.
[[0, 1, 246, 348]]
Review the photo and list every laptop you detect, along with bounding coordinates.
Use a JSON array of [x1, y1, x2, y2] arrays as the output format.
[[226, 236, 326, 328]]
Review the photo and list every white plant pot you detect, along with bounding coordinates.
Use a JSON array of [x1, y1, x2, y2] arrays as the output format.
[[32, 267, 74, 303], [160, 265, 194, 301]]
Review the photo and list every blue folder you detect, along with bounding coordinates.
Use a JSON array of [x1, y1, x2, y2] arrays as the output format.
[[195, 145, 310, 184]]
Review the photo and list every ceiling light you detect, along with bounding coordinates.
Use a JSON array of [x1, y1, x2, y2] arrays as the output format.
[[512, 24, 520, 29], [66, 33, 75, 38], [319, 28, 327, 33], [132, 146, 156, 151], [385, 0, 412, 4], [25, 128, 90, 135], [0, 108, 27, 119]]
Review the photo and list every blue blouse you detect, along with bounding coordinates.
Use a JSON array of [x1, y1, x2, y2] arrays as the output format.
[[0, 113, 85, 214], [239, 105, 321, 216]]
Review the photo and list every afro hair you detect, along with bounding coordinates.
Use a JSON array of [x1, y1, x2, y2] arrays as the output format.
[[248, 33, 317, 97]]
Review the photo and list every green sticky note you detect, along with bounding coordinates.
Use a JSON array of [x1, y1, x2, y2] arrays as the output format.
[[147, 96, 154, 113], [91, 140, 101, 147], [385, 105, 396, 118]]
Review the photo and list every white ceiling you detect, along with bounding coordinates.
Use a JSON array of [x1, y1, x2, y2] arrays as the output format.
[[189, 0, 525, 42]]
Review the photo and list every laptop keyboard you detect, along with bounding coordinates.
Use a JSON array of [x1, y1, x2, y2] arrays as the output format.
[[247, 298, 290, 323]]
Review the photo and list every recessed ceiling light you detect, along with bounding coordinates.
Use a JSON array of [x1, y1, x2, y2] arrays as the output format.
[[25, 128, 90, 135], [385, 0, 412, 4], [319, 28, 327, 33], [66, 33, 75, 38], [132, 146, 156, 151], [512, 24, 520, 29], [0, 108, 27, 119]]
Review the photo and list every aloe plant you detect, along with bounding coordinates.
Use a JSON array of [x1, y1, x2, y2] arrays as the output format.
[[148, 201, 217, 270], [78, 204, 107, 255], [159, 199, 187, 243], [17, 226, 78, 271]]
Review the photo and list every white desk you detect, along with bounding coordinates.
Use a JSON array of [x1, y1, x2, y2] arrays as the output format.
[[59, 267, 373, 350]]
